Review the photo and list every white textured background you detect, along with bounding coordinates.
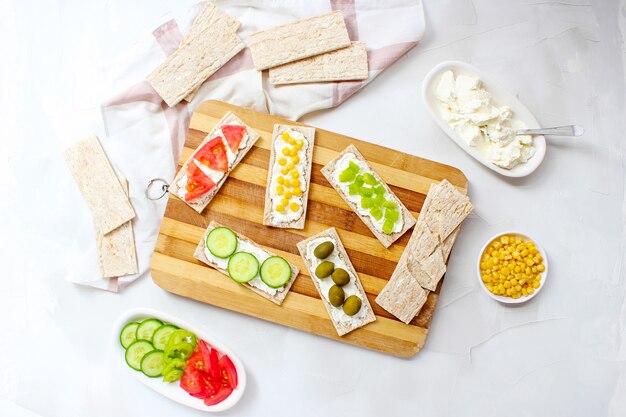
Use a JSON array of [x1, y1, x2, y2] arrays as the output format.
[[1, 0, 625, 416]]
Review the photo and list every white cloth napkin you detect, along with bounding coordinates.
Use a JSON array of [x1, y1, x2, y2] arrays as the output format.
[[75, 0, 425, 291]]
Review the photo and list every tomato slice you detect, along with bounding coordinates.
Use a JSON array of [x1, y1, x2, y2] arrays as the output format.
[[187, 350, 207, 373], [180, 367, 204, 396], [204, 385, 233, 406], [194, 137, 229, 172], [218, 355, 238, 389], [185, 162, 216, 201], [221, 125, 246, 152], [209, 348, 221, 380]]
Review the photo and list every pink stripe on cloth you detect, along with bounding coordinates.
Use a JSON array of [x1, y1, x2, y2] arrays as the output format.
[[332, 41, 418, 106], [153, 19, 184, 56], [330, 0, 359, 41], [102, 80, 162, 107], [107, 277, 119, 293]]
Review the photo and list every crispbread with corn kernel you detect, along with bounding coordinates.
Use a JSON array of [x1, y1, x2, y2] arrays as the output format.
[[263, 124, 315, 229]]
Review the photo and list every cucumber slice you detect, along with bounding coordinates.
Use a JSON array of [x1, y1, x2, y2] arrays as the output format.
[[163, 369, 184, 383], [260, 256, 291, 288], [206, 227, 238, 258], [125, 340, 154, 371], [136, 318, 163, 342], [120, 322, 139, 349], [227, 252, 259, 283], [152, 324, 178, 350], [140, 350, 165, 378]]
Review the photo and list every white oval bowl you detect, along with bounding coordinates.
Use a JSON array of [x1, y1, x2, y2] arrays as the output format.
[[111, 307, 246, 413], [476, 231, 548, 304], [422, 60, 546, 178]]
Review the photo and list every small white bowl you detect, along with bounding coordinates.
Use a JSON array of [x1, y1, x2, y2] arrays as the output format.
[[476, 231, 548, 304], [111, 307, 246, 413], [422, 60, 546, 178]]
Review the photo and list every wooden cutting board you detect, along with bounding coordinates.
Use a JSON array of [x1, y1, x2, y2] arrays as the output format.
[[151, 100, 468, 357]]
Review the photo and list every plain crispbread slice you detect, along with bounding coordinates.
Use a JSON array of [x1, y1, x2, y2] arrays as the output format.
[[193, 221, 298, 305], [296, 227, 376, 336], [269, 41, 368, 85], [181, 3, 241, 102], [169, 111, 260, 214], [95, 176, 137, 278], [248, 10, 351, 71], [147, 12, 244, 107], [419, 180, 473, 242], [320, 144, 416, 248], [375, 244, 429, 325], [263, 124, 315, 229], [63, 134, 136, 235]]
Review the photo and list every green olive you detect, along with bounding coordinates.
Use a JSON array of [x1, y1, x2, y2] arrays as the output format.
[[314, 241, 335, 259], [328, 285, 345, 307], [331, 268, 350, 286], [342, 295, 362, 316], [315, 261, 334, 278]]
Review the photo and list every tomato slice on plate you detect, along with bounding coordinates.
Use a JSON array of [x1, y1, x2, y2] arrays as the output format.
[[180, 367, 204, 396], [204, 385, 233, 406], [185, 162, 215, 202], [218, 355, 238, 389], [221, 125, 246, 152], [194, 137, 229, 172]]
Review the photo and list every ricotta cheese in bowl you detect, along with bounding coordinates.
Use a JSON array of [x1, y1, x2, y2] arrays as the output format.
[[435, 70, 535, 169]]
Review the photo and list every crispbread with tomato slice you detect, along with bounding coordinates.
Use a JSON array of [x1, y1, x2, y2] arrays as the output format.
[[193, 221, 299, 305], [320, 144, 416, 248], [170, 111, 260, 214]]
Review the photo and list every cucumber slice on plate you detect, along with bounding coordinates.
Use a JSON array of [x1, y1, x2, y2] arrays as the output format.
[[260, 256, 291, 288], [125, 340, 154, 371], [152, 324, 178, 350], [140, 350, 166, 378], [227, 252, 259, 283], [120, 322, 139, 349], [136, 318, 163, 341], [206, 227, 238, 258]]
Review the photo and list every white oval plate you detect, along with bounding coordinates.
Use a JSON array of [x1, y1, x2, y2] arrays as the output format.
[[422, 61, 546, 177], [111, 307, 246, 413], [476, 231, 548, 304]]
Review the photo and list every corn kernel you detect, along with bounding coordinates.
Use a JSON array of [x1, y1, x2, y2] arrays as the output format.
[[281, 197, 289, 206], [537, 264, 545, 272], [291, 170, 299, 179], [278, 157, 287, 166], [290, 202, 299, 212], [276, 185, 284, 195], [290, 148, 298, 156], [292, 155, 300, 164], [280, 167, 289, 175], [284, 190, 292, 199], [292, 187, 303, 197], [533, 281, 540, 289], [276, 176, 285, 185], [282, 148, 290, 156], [276, 204, 285, 213]]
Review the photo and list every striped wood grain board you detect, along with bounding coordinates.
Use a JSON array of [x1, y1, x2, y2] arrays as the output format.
[[151, 100, 468, 357]]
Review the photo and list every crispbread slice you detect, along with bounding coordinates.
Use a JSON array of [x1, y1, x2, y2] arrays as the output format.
[[181, 3, 241, 102], [320, 144, 416, 248], [410, 247, 446, 291], [193, 221, 298, 305], [248, 10, 351, 71], [63, 134, 136, 235], [169, 111, 260, 214], [95, 176, 137, 278], [419, 180, 472, 242], [375, 249, 429, 324], [296, 227, 376, 336], [263, 124, 315, 229], [269, 41, 368, 85], [147, 14, 244, 107]]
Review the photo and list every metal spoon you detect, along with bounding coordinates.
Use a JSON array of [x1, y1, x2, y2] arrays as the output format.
[[516, 125, 584, 137]]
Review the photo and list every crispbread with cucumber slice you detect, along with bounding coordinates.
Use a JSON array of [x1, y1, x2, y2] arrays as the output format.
[[320, 144, 416, 248], [193, 221, 299, 305]]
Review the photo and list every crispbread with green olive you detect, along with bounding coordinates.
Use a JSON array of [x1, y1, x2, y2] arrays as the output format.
[[296, 227, 376, 336]]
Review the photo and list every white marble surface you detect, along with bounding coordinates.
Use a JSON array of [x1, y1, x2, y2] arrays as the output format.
[[2, 0, 626, 416]]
